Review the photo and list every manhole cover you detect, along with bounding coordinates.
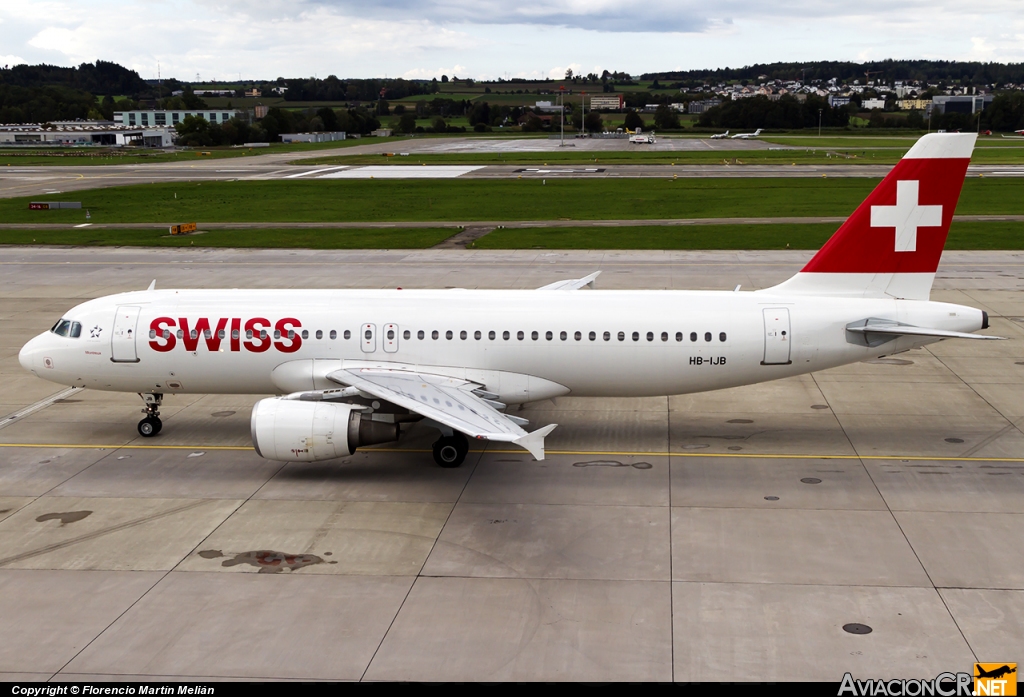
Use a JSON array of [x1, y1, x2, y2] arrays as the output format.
[[945, 438, 965, 444], [764, 496, 780, 501], [811, 404, 830, 410], [727, 419, 754, 424], [843, 623, 873, 635], [801, 477, 822, 484], [212, 411, 236, 417]]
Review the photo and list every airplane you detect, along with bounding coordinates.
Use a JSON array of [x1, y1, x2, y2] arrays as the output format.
[[730, 128, 763, 139], [975, 665, 1016, 680], [710, 130, 730, 139], [19, 133, 1001, 468]]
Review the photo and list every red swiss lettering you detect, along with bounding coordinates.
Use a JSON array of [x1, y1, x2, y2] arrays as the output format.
[[244, 318, 271, 352], [274, 318, 302, 353], [149, 317, 176, 352]]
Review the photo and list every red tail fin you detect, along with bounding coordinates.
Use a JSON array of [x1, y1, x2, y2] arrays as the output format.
[[766, 133, 976, 300]]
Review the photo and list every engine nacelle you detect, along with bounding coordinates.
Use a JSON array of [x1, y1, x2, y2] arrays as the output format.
[[251, 398, 399, 462]]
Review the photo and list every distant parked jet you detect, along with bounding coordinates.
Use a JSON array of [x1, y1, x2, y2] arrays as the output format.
[[731, 128, 763, 139], [710, 130, 729, 139]]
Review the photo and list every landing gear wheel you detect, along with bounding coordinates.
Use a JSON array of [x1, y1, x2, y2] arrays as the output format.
[[432, 433, 469, 468], [138, 416, 162, 437]]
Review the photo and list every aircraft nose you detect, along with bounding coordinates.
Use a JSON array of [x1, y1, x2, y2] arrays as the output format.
[[19, 333, 46, 374]]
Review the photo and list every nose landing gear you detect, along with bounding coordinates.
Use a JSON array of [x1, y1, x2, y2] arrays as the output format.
[[137, 392, 163, 437]]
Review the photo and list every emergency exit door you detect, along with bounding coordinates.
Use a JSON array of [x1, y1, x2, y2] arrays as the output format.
[[383, 323, 399, 353], [361, 323, 376, 353], [111, 306, 141, 363], [761, 308, 792, 365]]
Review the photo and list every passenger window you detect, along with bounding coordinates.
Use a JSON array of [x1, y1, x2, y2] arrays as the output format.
[[204, 329, 212, 340], [474, 330, 481, 340], [617, 331, 625, 341], [720, 332, 727, 342], [589, 331, 596, 341], [418, 330, 425, 339], [344, 330, 351, 340], [604, 331, 611, 341], [274, 330, 281, 340], [489, 330, 496, 340], [690, 332, 697, 342], [70, 322, 82, 338], [446, 330, 453, 340], [432, 330, 439, 340], [260, 330, 268, 340], [676, 332, 683, 342], [288, 330, 295, 339], [246, 330, 254, 339], [575, 331, 582, 341], [531, 331, 538, 340], [560, 331, 568, 341], [386, 329, 395, 340], [330, 330, 337, 339], [545, 331, 552, 340], [517, 331, 524, 340], [503, 331, 510, 340], [364, 329, 372, 340], [403, 330, 411, 340], [149, 329, 156, 339], [646, 332, 654, 342], [705, 332, 712, 342], [314, 330, 322, 340], [191, 329, 199, 340], [177, 330, 184, 339], [164, 330, 171, 339], [632, 332, 639, 342]]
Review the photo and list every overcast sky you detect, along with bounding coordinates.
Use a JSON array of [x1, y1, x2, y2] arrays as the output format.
[[1, 1, 1022, 81]]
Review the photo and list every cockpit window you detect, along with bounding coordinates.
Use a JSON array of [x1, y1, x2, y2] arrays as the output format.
[[69, 322, 82, 338], [51, 319, 71, 337]]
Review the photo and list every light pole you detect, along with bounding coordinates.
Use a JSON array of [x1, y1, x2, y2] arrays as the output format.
[[559, 86, 565, 146], [581, 91, 586, 135], [818, 108, 823, 137]]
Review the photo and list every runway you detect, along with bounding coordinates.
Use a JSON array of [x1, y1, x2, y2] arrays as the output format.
[[0, 248, 1022, 681], [4, 135, 1023, 199]]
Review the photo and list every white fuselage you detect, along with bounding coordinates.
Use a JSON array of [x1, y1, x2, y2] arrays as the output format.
[[19, 288, 985, 402]]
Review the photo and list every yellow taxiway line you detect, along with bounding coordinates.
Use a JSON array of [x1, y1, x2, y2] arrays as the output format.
[[1, 442, 1023, 463]]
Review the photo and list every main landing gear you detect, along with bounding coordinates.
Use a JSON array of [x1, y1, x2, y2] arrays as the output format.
[[432, 432, 469, 468], [137, 392, 163, 437]]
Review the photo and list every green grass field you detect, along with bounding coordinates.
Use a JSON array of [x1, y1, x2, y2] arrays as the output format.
[[472, 221, 1024, 250], [2, 177, 1022, 226], [0, 137, 408, 167], [0, 227, 457, 249]]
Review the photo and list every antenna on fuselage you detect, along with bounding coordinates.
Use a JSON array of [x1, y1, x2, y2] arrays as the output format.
[[147, 280, 156, 291]]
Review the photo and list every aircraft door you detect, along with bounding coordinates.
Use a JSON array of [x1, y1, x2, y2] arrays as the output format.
[[361, 323, 376, 353], [383, 323, 399, 353], [761, 308, 792, 365], [111, 306, 141, 363]]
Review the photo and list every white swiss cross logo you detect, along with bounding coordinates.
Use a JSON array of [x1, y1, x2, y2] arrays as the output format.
[[870, 180, 943, 253]]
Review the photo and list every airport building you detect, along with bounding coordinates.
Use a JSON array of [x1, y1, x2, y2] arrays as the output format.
[[113, 110, 245, 128], [862, 98, 886, 110], [0, 124, 174, 147], [687, 99, 721, 114], [280, 131, 346, 143], [589, 95, 624, 110], [931, 94, 993, 115]]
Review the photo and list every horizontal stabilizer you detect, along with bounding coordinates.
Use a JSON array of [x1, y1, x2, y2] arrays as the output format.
[[847, 323, 1004, 341], [537, 271, 601, 291], [513, 424, 558, 461]]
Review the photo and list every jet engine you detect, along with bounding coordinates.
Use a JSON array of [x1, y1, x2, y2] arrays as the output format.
[[251, 398, 399, 462]]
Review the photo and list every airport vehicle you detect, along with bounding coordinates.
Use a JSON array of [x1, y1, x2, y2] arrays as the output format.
[[730, 128, 763, 139], [629, 131, 656, 144], [20, 134, 999, 468], [710, 130, 730, 139]]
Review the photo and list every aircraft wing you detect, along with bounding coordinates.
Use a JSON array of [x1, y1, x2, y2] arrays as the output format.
[[536, 271, 601, 290], [325, 363, 557, 460]]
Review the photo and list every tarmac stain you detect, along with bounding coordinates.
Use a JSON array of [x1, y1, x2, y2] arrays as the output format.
[[572, 460, 653, 470], [198, 549, 335, 573], [35, 511, 91, 526]]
